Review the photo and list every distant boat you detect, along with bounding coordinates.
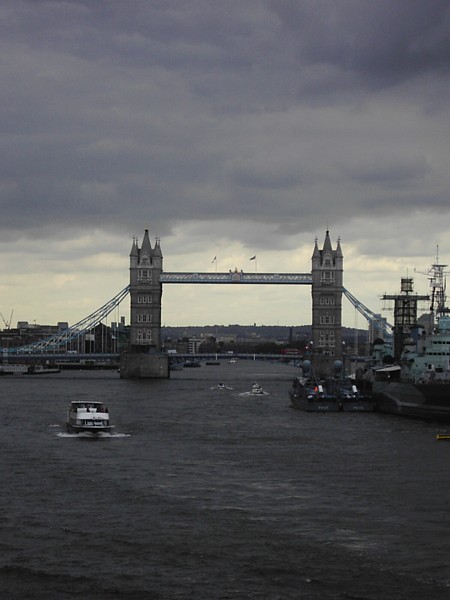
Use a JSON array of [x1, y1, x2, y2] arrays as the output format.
[[66, 401, 112, 435], [0, 364, 28, 375], [211, 382, 233, 390], [289, 378, 340, 412], [183, 360, 201, 368], [25, 364, 61, 375], [250, 382, 265, 395], [169, 360, 183, 371], [0, 364, 60, 375]]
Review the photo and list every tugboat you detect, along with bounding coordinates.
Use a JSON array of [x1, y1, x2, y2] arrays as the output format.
[[371, 261, 450, 421], [66, 401, 111, 435]]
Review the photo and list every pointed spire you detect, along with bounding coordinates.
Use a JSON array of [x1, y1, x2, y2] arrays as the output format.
[[154, 236, 162, 257], [130, 236, 138, 257], [336, 236, 343, 258], [322, 230, 332, 252], [312, 237, 320, 258], [140, 228, 153, 256]]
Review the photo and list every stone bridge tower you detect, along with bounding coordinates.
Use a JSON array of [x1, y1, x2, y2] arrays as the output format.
[[129, 229, 163, 352], [311, 231, 343, 373], [119, 229, 169, 378]]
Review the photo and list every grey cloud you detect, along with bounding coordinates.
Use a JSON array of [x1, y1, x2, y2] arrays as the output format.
[[342, 156, 432, 186], [0, 0, 449, 248], [272, 0, 450, 87]]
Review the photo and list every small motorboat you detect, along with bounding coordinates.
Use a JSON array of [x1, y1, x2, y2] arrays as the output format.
[[184, 360, 201, 368], [249, 382, 267, 395], [211, 382, 233, 390], [239, 382, 268, 397], [66, 401, 112, 435]]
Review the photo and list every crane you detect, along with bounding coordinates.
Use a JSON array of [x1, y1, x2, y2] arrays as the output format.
[[0, 309, 14, 330], [343, 288, 393, 339]]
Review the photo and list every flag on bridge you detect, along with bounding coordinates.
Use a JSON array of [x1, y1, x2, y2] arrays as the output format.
[[212, 256, 217, 263], [249, 255, 256, 261]]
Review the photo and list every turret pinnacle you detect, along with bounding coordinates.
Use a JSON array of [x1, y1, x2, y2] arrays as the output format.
[[312, 237, 320, 259], [154, 237, 162, 257], [322, 230, 332, 252], [130, 237, 139, 257], [140, 228, 153, 256]]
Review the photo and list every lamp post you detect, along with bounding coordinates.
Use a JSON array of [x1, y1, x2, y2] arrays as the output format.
[[342, 341, 346, 377]]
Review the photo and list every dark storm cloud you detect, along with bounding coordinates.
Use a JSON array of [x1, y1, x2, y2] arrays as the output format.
[[272, 0, 450, 86], [0, 0, 449, 245]]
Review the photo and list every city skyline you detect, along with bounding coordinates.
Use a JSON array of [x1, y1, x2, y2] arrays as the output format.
[[1, 2, 449, 328]]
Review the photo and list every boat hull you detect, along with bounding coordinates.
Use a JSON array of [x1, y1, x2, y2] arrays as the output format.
[[66, 422, 111, 435], [373, 381, 450, 421], [290, 394, 340, 412], [341, 400, 375, 412]]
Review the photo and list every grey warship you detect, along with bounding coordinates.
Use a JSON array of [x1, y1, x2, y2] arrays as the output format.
[[371, 260, 450, 422]]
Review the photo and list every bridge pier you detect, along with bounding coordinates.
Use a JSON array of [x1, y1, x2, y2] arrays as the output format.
[[119, 351, 169, 379]]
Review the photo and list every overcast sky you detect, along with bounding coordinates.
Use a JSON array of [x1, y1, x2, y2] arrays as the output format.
[[1, 0, 449, 329]]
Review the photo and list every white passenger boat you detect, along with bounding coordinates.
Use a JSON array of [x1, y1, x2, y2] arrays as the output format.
[[249, 382, 268, 395], [66, 401, 111, 434]]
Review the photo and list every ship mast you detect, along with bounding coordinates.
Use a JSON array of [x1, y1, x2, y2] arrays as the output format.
[[428, 246, 448, 317], [382, 277, 429, 360]]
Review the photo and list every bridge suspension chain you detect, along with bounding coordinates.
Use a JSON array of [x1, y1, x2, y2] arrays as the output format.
[[10, 285, 131, 354]]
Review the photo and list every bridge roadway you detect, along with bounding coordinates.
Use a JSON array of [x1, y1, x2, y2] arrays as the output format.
[[4, 352, 297, 362], [160, 272, 312, 284]]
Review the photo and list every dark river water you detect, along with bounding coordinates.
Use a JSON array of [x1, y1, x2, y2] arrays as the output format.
[[1, 360, 450, 599]]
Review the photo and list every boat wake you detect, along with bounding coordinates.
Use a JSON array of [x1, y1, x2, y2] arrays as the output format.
[[238, 382, 269, 397], [210, 383, 233, 390], [56, 431, 130, 439]]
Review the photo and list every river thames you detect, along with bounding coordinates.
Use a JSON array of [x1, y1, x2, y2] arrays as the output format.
[[1, 360, 449, 599]]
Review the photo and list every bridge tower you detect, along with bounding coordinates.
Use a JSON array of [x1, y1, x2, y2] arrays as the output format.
[[120, 229, 169, 378], [129, 229, 163, 351], [311, 231, 343, 372]]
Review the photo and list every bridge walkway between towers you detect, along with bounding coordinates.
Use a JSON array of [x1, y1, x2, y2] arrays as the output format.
[[160, 272, 313, 284]]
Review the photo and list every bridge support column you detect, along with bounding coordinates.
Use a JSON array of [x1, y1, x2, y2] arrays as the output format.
[[119, 352, 169, 379], [311, 231, 343, 377], [120, 229, 169, 379]]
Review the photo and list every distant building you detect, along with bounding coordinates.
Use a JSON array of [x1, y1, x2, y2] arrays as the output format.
[[188, 338, 202, 354]]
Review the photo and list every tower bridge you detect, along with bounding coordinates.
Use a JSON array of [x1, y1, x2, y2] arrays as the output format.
[[4, 229, 392, 377]]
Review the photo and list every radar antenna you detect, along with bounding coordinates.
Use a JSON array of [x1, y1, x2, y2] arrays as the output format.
[[414, 246, 449, 317]]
